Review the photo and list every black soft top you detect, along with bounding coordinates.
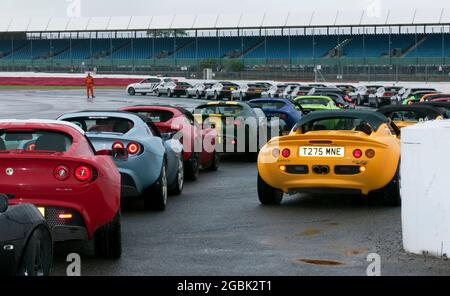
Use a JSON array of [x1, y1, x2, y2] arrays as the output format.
[[377, 105, 444, 117], [297, 110, 388, 130]]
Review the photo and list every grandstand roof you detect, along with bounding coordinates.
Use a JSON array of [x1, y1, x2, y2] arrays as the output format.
[[2, 8, 450, 33]]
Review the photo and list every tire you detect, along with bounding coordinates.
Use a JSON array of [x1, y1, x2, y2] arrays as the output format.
[[143, 160, 168, 211], [128, 88, 136, 96], [169, 157, 184, 196], [371, 167, 401, 207], [213, 91, 218, 100], [94, 212, 122, 259], [239, 92, 244, 101], [375, 99, 379, 109], [257, 174, 283, 205], [156, 89, 161, 97], [185, 152, 200, 180], [357, 95, 361, 106], [206, 151, 220, 171], [17, 226, 53, 276], [196, 91, 201, 99], [167, 89, 173, 97]]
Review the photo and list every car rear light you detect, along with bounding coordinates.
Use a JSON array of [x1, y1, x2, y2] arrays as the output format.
[[58, 213, 73, 220], [385, 92, 393, 97], [74, 166, 92, 182], [272, 148, 280, 158], [54, 165, 70, 181], [112, 141, 124, 149], [365, 149, 375, 158], [353, 149, 363, 159], [281, 148, 291, 158], [127, 142, 140, 155]]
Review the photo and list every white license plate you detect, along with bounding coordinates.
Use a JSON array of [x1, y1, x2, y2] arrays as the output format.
[[300, 146, 345, 157]]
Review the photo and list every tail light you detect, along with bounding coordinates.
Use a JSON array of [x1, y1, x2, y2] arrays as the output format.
[[365, 149, 375, 158], [27, 143, 36, 151], [127, 142, 140, 155], [385, 92, 393, 97], [58, 213, 73, 220], [74, 166, 92, 182], [54, 165, 70, 181], [281, 148, 291, 158], [112, 141, 124, 149], [353, 149, 363, 159]]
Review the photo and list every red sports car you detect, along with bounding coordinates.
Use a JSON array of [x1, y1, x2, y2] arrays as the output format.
[[121, 105, 220, 180], [0, 120, 122, 259]]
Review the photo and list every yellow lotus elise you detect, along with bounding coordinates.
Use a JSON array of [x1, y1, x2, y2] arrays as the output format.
[[257, 110, 401, 206]]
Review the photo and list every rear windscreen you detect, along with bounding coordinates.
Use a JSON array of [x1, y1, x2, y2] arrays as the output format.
[[251, 101, 286, 110], [63, 117, 134, 134], [0, 130, 72, 152], [135, 110, 174, 123], [301, 117, 374, 135], [195, 105, 243, 116], [297, 98, 330, 106]]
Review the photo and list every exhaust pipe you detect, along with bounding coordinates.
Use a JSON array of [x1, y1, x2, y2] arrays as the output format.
[[313, 165, 330, 175]]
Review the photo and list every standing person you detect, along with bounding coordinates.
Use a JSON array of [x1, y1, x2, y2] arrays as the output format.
[[85, 73, 95, 99]]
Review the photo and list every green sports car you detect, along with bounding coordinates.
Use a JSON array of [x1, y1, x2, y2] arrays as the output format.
[[294, 96, 340, 112]]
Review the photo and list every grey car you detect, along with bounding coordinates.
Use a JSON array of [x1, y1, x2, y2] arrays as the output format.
[[58, 111, 184, 211]]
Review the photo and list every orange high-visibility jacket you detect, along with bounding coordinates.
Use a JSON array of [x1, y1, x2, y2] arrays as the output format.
[[85, 76, 94, 86]]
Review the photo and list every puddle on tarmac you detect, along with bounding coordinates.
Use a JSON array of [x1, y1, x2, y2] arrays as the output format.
[[345, 248, 369, 256], [298, 228, 321, 236], [297, 259, 345, 266]]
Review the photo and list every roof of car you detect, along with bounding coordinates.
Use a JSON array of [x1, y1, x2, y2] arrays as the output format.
[[0, 119, 85, 135], [297, 110, 388, 130], [377, 105, 444, 116]]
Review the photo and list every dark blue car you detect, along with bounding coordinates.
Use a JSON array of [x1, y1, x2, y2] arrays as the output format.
[[249, 98, 303, 132]]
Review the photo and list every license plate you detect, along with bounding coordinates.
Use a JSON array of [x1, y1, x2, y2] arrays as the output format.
[[37, 207, 45, 217], [300, 146, 345, 157]]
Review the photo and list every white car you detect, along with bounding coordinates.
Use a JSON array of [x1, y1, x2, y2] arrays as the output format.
[[262, 83, 290, 98], [127, 77, 173, 96], [204, 81, 239, 100], [186, 82, 216, 99]]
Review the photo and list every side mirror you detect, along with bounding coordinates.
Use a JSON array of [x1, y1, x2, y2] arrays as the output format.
[[112, 148, 129, 160], [0, 194, 8, 214], [96, 149, 112, 156]]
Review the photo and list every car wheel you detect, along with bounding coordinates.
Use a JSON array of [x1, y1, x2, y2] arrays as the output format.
[[370, 166, 401, 207], [257, 174, 283, 205], [239, 92, 243, 101], [17, 226, 52, 276], [143, 160, 168, 211], [94, 211, 122, 259], [357, 95, 361, 106], [156, 89, 161, 97], [185, 152, 200, 180], [196, 91, 201, 99], [128, 88, 136, 96], [206, 151, 220, 171], [169, 157, 184, 196], [213, 91, 218, 100], [167, 89, 173, 97]]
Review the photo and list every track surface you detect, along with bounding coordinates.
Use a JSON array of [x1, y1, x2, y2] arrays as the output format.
[[0, 89, 449, 276]]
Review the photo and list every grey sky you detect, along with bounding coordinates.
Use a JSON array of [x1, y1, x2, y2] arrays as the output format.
[[0, 0, 449, 17]]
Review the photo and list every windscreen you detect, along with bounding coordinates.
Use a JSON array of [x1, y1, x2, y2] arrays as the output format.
[[0, 130, 72, 152], [301, 117, 374, 135], [63, 116, 134, 134]]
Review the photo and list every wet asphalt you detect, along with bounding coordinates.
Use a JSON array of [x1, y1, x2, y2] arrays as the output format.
[[0, 89, 449, 276]]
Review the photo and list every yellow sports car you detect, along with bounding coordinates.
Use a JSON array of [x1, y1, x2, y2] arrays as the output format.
[[377, 105, 445, 129], [257, 110, 401, 206]]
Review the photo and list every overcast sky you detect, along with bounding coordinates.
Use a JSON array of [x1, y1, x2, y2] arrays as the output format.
[[0, 0, 449, 17]]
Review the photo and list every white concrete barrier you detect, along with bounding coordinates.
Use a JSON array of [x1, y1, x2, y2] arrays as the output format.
[[401, 120, 450, 258]]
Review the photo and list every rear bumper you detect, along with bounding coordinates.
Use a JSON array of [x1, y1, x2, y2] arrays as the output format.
[[52, 225, 88, 242]]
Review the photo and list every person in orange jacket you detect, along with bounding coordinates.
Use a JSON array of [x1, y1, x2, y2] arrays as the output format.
[[85, 73, 95, 99]]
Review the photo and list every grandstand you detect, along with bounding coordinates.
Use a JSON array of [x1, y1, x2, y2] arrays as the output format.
[[1, 9, 450, 81]]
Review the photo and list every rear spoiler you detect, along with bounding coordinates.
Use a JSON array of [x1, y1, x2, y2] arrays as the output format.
[[276, 133, 389, 148]]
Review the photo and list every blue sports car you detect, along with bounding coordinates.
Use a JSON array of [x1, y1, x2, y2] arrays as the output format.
[[249, 98, 304, 132], [58, 111, 184, 211]]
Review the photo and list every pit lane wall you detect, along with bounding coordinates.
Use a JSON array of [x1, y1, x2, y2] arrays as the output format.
[[401, 120, 450, 258]]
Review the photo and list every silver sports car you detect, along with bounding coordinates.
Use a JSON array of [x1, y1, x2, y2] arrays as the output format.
[[58, 111, 184, 211]]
